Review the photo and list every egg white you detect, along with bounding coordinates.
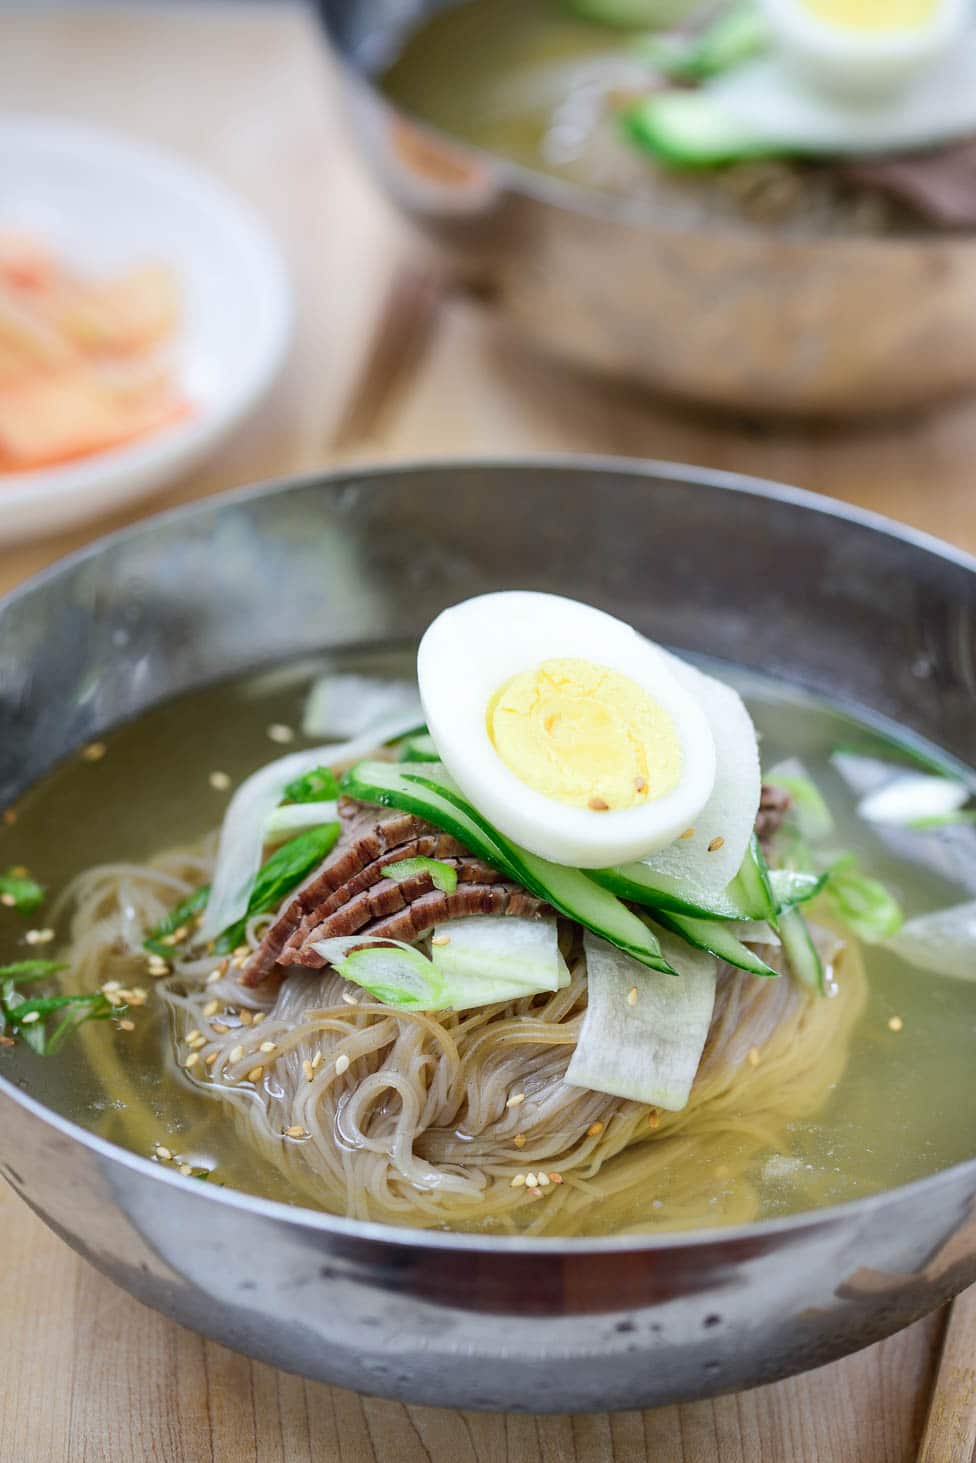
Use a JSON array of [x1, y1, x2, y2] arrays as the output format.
[[760, 0, 967, 99], [417, 592, 719, 868]]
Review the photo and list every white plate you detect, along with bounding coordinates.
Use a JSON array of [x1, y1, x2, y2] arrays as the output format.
[[0, 117, 292, 544]]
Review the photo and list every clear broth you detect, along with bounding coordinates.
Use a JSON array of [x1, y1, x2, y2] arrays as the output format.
[[1, 648, 975, 1233]]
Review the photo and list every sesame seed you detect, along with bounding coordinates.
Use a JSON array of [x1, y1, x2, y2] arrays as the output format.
[[888, 1016, 904, 1032], [155, 1145, 172, 1162], [284, 1125, 307, 1139], [259, 1040, 275, 1054], [231, 954, 248, 970], [647, 1109, 660, 1130], [431, 934, 450, 947], [209, 771, 232, 791], [238, 1009, 253, 1027], [335, 1053, 350, 1076], [20, 1011, 41, 1024], [213, 1022, 229, 1035], [707, 836, 725, 853], [302, 1058, 314, 1081], [205, 968, 223, 986], [549, 1172, 563, 1185], [188, 1033, 206, 1050], [178, 1163, 193, 1176], [506, 1092, 526, 1109], [171, 926, 189, 942], [102, 981, 121, 993], [205, 1052, 219, 1067], [513, 1133, 527, 1149], [81, 742, 107, 762], [184, 1052, 200, 1070], [250, 1013, 264, 1026], [203, 999, 219, 1018], [588, 796, 609, 812], [680, 827, 695, 840], [233, 945, 249, 959], [537, 1172, 550, 1187], [311, 1050, 323, 1071], [118, 1019, 135, 1032], [747, 1046, 761, 1068], [341, 992, 358, 1006], [246, 1065, 264, 1083], [587, 1121, 604, 1138], [525, 1172, 538, 1188], [511, 1174, 526, 1188], [267, 723, 295, 744], [0, 894, 15, 908], [627, 986, 638, 1007], [229, 1044, 244, 1063], [25, 928, 54, 946]]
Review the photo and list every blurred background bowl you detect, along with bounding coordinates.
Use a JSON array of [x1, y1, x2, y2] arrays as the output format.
[[317, 0, 976, 419]]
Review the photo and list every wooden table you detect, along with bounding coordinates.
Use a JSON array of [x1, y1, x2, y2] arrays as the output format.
[[1, 7, 974, 1460]]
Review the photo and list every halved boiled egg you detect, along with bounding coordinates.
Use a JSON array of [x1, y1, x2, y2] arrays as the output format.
[[417, 592, 721, 868], [760, 0, 968, 98]]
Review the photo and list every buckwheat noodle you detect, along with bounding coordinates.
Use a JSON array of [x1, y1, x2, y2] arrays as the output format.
[[58, 838, 865, 1237]]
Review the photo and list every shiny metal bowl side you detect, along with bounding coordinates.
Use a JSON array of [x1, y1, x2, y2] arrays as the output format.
[[0, 459, 974, 1412], [317, 0, 976, 418]]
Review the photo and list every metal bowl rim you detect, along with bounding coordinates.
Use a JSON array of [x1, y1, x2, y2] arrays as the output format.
[[2, 451, 974, 1257], [321, 16, 976, 248]]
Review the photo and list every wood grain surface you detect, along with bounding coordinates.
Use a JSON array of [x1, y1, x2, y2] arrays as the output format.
[[0, 7, 974, 1461]]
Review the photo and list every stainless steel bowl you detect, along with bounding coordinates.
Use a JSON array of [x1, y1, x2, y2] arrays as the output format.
[[1, 459, 974, 1412], [317, 0, 976, 418]]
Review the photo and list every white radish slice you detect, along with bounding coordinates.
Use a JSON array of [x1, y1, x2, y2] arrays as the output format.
[[708, 45, 976, 156], [858, 774, 970, 827], [303, 674, 422, 739], [263, 801, 339, 841], [199, 707, 423, 943], [638, 654, 761, 893], [565, 929, 717, 1110], [430, 915, 563, 1007], [886, 900, 976, 982]]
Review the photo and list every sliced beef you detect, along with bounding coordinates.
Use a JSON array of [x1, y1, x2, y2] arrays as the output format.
[[279, 853, 505, 961], [755, 783, 791, 852], [840, 141, 976, 229], [292, 883, 549, 969], [241, 798, 464, 986], [241, 783, 794, 989]]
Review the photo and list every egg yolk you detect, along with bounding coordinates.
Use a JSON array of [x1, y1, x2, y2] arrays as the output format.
[[803, 0, 936, 30], [487, 658, 682, 812]]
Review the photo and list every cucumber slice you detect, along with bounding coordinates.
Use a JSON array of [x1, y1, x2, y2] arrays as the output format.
[[567, 0, 698, 28], [636, 0, 768, 82], [728, 835, 778, 924], [770, 868, 826, 910], [779, 906, 825, 993], [341, 761, 673, 974], [398, 731, 438, 763], [653, 909, 780, 978], [589, 860, 758, 920], [623, 91, 776, 168]]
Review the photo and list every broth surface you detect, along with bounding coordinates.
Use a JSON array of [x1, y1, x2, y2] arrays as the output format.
[[1, 648, 974, 1234]]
